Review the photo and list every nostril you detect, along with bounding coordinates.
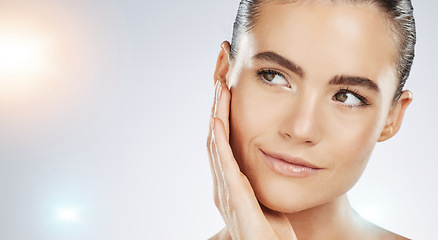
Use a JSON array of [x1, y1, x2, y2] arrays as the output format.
[[280, 128, 318, 145], [283, 132, 292, 138]]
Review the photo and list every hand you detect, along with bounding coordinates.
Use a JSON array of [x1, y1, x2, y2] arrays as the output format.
[[207, 80, 298, 240]]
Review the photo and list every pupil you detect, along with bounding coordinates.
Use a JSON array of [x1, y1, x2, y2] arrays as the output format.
[[337, 92, 348, 102], [264, 72, 274, 81]]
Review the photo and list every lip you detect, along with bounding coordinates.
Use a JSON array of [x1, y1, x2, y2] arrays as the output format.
[[260, 149, 322, 177]]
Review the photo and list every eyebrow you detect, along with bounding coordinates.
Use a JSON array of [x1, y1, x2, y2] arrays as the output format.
[[329, 75, 380, 92], [252, 51, 305, 78], [252, 51, 380, 92]]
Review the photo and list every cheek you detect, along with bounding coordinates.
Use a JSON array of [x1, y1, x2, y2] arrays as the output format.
[[229, 83, 270, 167], [227, 72, 389, 212], [228, 76, 287, 172], [324, 111, 383, 187]]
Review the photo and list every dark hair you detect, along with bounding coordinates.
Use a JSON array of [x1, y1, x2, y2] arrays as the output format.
[[230, 0, 416, 101]]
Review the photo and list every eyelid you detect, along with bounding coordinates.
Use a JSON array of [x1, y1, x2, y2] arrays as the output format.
[[256, 68, 292, 88], [335, 87, 371, 108]]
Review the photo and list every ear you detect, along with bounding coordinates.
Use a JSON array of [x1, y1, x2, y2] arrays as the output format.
[[378, 90, 413, 142], [213, 41, 231, 85]]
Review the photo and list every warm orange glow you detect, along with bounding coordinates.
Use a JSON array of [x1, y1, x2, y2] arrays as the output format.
[[0, 32, 52, 82]]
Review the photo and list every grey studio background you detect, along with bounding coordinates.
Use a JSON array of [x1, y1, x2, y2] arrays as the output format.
[[0, 0, 436, 239]]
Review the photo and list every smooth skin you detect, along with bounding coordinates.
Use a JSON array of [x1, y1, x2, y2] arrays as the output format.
[[208, 1, 412, 240]]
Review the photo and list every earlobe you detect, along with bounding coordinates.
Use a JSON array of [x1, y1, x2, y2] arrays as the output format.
[[378, 90, 413, 142], [213, 41, 231, 85]]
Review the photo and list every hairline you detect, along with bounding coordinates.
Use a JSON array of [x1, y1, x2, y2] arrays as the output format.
[[230, 0, 403, 103]]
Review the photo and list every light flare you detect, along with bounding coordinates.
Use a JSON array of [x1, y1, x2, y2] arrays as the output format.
[[0, 31, 54, 84], [56, 207, 81, 223]]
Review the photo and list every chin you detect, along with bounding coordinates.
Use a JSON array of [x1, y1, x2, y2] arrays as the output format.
[[258, 197, 307, 214], [255, 184, 346, 215], [244, 170, 326, 214]]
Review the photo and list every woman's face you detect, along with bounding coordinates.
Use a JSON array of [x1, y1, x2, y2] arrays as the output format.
[[226, 1, 400, 213]]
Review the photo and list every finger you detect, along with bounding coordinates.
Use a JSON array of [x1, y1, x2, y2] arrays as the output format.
[[210, 117, 237, 235], [212, 117, 278, 239], [207, 81, 223, 194], [262, 206, 297, 240], [207, 80, 229, 205], [208, 122, 218, 194], [214, 81, 230, 139], [210, 80, 222, 120], [207, 80, 223, 156], [211, 117, 240, 179]]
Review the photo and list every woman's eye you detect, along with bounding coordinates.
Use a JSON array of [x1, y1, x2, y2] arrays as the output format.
[[333, 90, 369, 107], [257, 69, 290, 88]]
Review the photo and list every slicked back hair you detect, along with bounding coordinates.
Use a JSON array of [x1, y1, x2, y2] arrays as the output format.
[[230, 0, 416, 101]]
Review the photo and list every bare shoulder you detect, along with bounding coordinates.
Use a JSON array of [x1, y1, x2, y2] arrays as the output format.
[[355, 217, 410, 240], [209, 227, 231, 240], [375, 227, 410, 240]]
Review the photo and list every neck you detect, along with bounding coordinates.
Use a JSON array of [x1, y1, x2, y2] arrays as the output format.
[[286, 194, 359, 240]]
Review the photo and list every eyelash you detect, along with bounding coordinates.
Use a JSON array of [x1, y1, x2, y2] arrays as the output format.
[[256, 69, 290, 88], [336, 87, 371, 108], [256, 69, 371, 108]]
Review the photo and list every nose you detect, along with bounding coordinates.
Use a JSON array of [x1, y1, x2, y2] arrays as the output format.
[[279, 94, 322, 145]]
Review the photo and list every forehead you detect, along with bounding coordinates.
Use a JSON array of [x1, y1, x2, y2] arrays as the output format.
[[238, 1, 397, 87]]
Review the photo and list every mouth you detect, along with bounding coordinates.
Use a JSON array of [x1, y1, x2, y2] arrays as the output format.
[[260, 149, 322, 178]]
